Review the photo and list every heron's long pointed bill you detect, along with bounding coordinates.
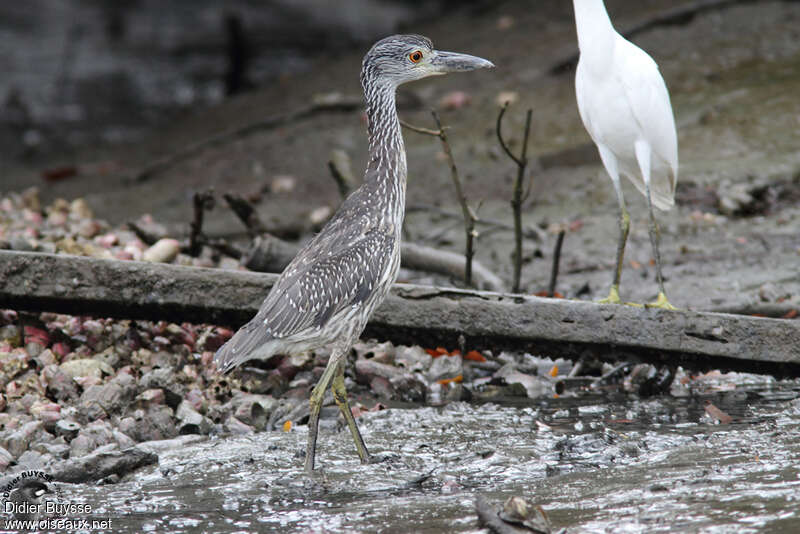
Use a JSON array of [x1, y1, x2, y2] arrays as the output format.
[[431, 51, 494, 73]]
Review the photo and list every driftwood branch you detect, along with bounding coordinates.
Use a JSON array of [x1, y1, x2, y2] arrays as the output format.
[[241, 232, 504, 291], [327, 149, 357, 198], [223, 193, 268, 237], [497, 102, 534, 293], [222, 191, 501, 287], [130, 94, 361, 183], [402, 113, 479, 287], [2, 251, 799, 376]]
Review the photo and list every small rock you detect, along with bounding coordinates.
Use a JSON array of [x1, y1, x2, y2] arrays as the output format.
[[113, 430, 136, 450], [394, 346, 432, 372], [224, 416, 254, 434], [54, 420, 81, 441], [139, 368, 183, 408], [717, 182, 755, 216], [183, 388, 206, 413], [33, 348, 57, 368], [4, 420, 43, 458], [16, 449, 45, 469], [49, 446, 158, 483], [175, 401, 213, 435], [231, 395, 274, 431], [0, 446, 13, 470], [34, 442, 70, 460], [79, 377, 135, 420], [309, 206, 332, 227], [60, 358, 113, 379], [495, 364, 552, 399], [270, 175, 296, 194], [134, 435, 206, 455], [143, 238, 180, 263], [69, 434, 94, 458], [42, 365, 80, 402], [427, 354, 463, 382], [71, 420, 116, 458], [69, 198, 93, 219], [136, 389, 165, 408]]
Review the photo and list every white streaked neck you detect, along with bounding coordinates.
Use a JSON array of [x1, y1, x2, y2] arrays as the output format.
[[573, 0, 617, 67]]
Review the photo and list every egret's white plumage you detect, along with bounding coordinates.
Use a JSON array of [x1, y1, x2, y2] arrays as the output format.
[[573, 0, 679, 307]]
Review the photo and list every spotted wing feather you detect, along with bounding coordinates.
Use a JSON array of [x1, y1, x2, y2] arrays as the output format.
[[215, 224, 393, 371]]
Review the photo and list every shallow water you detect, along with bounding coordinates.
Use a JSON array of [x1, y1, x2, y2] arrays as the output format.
[[63, 378, 800, 533]]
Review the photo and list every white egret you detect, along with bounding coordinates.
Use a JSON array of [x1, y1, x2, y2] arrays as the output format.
[[572, 0, 678, 309]]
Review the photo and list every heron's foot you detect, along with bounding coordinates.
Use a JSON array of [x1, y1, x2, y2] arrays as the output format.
[[646, 292, 677, 310], [597, 286, 622, 305]]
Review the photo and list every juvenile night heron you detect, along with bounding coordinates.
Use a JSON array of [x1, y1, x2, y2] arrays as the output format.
[[215, 35, 493, 472], [573, 0, 679, 309]]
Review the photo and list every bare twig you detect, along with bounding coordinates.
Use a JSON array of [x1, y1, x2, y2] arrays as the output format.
[[399, 119, 446, 137], [126, 221, 161, 246], [203, 239, 244, 260], [548, 229, 566, 298], [223, 193, 267, 237], [402, 112, 479, 287], [497, 102, 534, 293], [407, 204, 545, 241], [189, 189, 215, 257], [131, 94, 361, 183]]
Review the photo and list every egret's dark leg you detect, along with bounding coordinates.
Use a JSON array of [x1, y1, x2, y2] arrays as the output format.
[[636, 140, 675, 310], [597, 145, 628, 305], [331, 359, 371, 464], [305, 356, 339, 473]]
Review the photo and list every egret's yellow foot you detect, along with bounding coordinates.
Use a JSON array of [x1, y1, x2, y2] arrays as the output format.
[[597, 286, 622, 305], [646, 292, 677, 310]]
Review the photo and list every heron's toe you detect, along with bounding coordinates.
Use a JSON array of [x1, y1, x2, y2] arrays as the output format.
[[646, 292, 677, 311]]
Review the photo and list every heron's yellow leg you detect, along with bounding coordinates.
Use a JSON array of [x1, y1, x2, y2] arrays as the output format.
[[597, 209, 630, 305], [305, 356, 339, 473], [332, 359, 371, 465], [637, 140, 677, 311]]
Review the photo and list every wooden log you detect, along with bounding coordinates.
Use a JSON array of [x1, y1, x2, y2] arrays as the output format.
[[1, 250, 799, 376]]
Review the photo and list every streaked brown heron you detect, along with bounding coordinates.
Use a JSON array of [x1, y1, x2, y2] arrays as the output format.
[[215, 34, 493, 472]]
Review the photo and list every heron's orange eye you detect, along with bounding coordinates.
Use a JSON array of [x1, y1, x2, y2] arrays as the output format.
[[409, 51, 423, 63]]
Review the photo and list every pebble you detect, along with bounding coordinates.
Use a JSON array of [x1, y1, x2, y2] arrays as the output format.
[[42, 365, 80, 402], [60, 358, 114, 379], [0, 446, 13, 470], [49, 446, 158, 484], [224, 416, 255, 435], [143, 238, 180, 263], [4, 420, 43, 458], [427, 354, 463, 382], [394, 346, 432, 372], [54, 420, 81, 441], [175, 401, 213, 435]]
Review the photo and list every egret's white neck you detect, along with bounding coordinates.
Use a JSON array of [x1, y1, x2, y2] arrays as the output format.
[[573, 0, 617, 69]]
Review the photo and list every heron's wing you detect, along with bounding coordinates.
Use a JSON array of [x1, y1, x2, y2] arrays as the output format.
[[215, 223, 393, 368], [259, 227, 391, 337], [616, 38, 679, 183]]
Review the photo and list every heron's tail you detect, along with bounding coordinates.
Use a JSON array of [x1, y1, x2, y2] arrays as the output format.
[[213, 317, 275, 373]]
